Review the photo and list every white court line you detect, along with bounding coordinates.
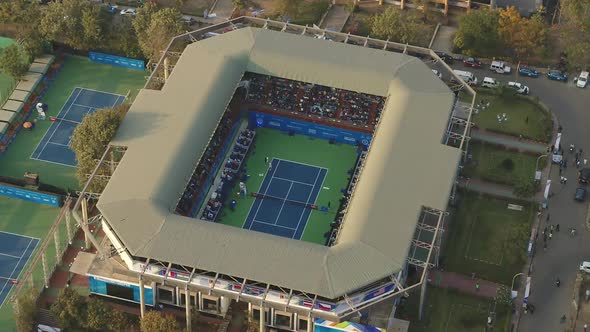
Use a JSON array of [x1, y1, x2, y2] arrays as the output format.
[[272, 176, 314, 187], [46, 142, 69, 147], [272, 182, 293, 226], [75, 86, 125, 98], [0, 238, 33, 307], [0, 253, 22, 259], [30, 156, 76, 168], [248, 159, 281, 230], [252, 220, 297, 231], [275, 158, 328, 171], [0, 231, 40, 241], [292, 168, 323, 239], [299, 168, 328, 239]]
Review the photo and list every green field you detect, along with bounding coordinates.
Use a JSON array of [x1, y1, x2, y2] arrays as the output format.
[[463, 142, 542, 186], [400, 287, 511, 332], [216, 127, 358, 245], [0, 55, 146, 190], [442, 190, 534, 284], [472, 92, 552, 142]]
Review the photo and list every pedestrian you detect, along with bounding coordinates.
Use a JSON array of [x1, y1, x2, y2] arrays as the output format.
[[327, 201, 331, 208], [559, 167, 563, 176], [230, 199, 236, 211], [543, 242, 547, 251], [471, 272, 476, 280], [584, 323, 587, 332], [525, 116, 529, 123], [556, 278, 561, 287], [547, 214, 551, 222], [543, 233, 547, 242], [550, 224, 554, 231], [265, 156, 269, 164], [475, 282, 480, 291], [556, 224, 560, 232], [564, 177, 568, 184], [561, 314, 566, 323], [577, 160, 581, 168], [549, 232, 553, 240], [544, 226, 548, 234]]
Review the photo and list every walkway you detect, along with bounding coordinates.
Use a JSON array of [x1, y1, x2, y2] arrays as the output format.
[[430, 25, 456, 54], [319, 5, 350, 32], [471, 128, 548, 154], [457, 177, 545, 202], [429, 270, 500, 299]]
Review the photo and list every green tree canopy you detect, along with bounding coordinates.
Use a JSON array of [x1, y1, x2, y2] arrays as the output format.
[[39, 0, 106, 51], [369, 7, 428, 45], [0, 44, 29, 79], [15, 288, 39, 332], [498, 6, 547, 59], [277, 0, 303, 19], [560, 0, 590, 67], [50, 287, 86, 331], [454, 8, 502, 56], [133, 5, 184, 62], [70, 104, 128, 192], [140, 310, 179, 332]]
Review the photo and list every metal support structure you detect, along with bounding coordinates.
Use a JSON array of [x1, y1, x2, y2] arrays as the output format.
[[237, 278, 247, 301], [65, 208, 72, 244], [53, 231, 60, 263], [81, 197, 91, 250], [418, 273, 428, 320], [41, 253, 49, 288], [163, 57, 170, 81], [209, 273, 219, 295], [163, 262, 172, 283], [185, 284, 192, 332], [139, 276, 146, 318], [259, 302, 265, 332]]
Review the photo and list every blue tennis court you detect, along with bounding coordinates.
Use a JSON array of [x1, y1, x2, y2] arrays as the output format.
[[31, 87, 126, 167], [244, 159, 327, 239], [0, 231, 39, 307]]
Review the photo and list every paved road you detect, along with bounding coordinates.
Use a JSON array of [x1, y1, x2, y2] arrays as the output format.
[[432, 60, 590, 331]]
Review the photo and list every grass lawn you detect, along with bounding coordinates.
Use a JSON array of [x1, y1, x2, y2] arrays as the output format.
[[216, 126, 358, 245], [399, 287, 511, 332], [0, 55, 146, 190], [442, 190, 534, 284], [473, 92, 552, 143], [0, 197, 64, 331], [463, 142, 542, 186]]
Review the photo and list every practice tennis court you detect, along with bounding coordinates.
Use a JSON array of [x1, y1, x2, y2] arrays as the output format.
[[0, 231, 39, 307], [31, 87, 126, 166], [244, 158, 327, 239]]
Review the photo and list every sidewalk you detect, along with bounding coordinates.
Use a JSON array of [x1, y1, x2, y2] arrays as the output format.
[[319, 5, 350, 32], [471, 128, 548, 154], [429, 270, 500, 299], [457, 177, 544, 202]]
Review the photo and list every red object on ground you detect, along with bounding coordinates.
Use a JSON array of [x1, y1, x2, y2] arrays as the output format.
[[49, 117, 56, 122], [10, 279, 18, 284]]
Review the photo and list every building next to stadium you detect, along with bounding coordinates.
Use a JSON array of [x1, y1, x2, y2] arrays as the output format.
[[70, 17, 473, 332]]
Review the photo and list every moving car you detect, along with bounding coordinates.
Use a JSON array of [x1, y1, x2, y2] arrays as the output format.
[[518, 66, 539, 78], [463, 57, 482, 68], [434, 51, 454, 64], [120, 8, 137, 16], [547, 70, 568, 82], [576, 71, 589, 88], [581, 261, 590, 273], [490, 61, 511, 74], [508, 81, 529, 95], [575, 187, 587, 201], [579, 168, 590, 184]]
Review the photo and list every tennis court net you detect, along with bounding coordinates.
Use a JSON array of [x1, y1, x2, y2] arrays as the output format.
[[252, 192, 317, 210]]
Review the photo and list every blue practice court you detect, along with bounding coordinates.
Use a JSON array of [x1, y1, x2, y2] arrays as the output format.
[[31, 88, 126, 166], [0, 231, 39, 307], [244, 159, 328, 239]]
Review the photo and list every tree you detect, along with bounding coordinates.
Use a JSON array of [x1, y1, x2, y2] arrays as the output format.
[[133, 6, 184, 62], [70, 104, 129, 192], [498, 6, 547, 59], [277, 0, 303, 18], [140, 310, 179, 332], [560, 0, 590, 67], [454, 8, 501, 56], [108, 18, 143, 59], [84, 297, 130, 331], [0, 45, 29, 79], [39, 0, 106, 51], [232, 0, 248, 10], [0, 0, 42, 37], [369, 7, 428, 45], [50, 287, 86, 331], [15, 288, 39, 332]]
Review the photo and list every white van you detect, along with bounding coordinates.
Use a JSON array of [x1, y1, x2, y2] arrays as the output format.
[[452, 69, 478, 86], [482, 77, 500, 88], [490, 61, 511, 74], [576, 71, 589, 88]]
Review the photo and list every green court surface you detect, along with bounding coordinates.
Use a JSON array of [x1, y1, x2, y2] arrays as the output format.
[[0, 196, 62, 331], [0, 55, 146, 190], [217, 127, 358, 245], [443, 190, 534, 284], [401, 287, 511, 332]]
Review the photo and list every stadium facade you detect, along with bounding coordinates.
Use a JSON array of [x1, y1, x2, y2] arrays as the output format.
[[72, 17, 474, 332]]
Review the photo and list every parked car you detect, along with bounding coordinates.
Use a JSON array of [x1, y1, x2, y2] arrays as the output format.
[[434, 51, 454, 64], [576, 71, 589, 88], [482, 77, 500, 88], [452, 69, 478, 86], [508, 81, 529, 95], [581, 261, 590, 273], [431, 69, 442, 79], [120, 8, 137, 16], [463, 57, 482, 68], [181, 16, 196, 25], [579, 168, 590, 184], [547, 70, 568, 82], [490, 61, 511, 74], [518, 66, 539, 78], [575, 187, 587, 201]]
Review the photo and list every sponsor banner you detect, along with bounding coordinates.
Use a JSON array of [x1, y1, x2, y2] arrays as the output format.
[[0, 184, 60, 207], [89, 51, 144, 71]]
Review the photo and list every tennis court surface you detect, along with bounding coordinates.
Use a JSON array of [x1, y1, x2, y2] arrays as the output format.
[[244, 158, 327, 239], [31, 87, 126, 166], [0, 231, 39, 307]]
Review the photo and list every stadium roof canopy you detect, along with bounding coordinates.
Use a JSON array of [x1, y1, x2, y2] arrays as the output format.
[[97, 27, 461, 299]]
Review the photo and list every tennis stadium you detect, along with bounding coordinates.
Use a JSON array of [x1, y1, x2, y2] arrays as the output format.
[[70, 18, 471, 332]]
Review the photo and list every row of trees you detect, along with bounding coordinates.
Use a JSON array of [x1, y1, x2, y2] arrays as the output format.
[[368, 7, 432, 46], [560, 0, 590, 68], [454, 6, 547, 59]]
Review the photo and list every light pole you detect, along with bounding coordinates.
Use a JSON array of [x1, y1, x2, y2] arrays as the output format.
[[511, 272, 524, 292]]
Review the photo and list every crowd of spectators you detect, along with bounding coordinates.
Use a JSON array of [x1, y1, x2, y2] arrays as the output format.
[[175, 114, 236, 216], [244, 73, 385, 128]]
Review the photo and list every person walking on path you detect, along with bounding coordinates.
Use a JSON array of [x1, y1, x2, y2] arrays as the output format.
[[556, 278, 561, 287], [475, 282, 480, 292], [584, 323, 587, 332], [556, 224, 560, 232]]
